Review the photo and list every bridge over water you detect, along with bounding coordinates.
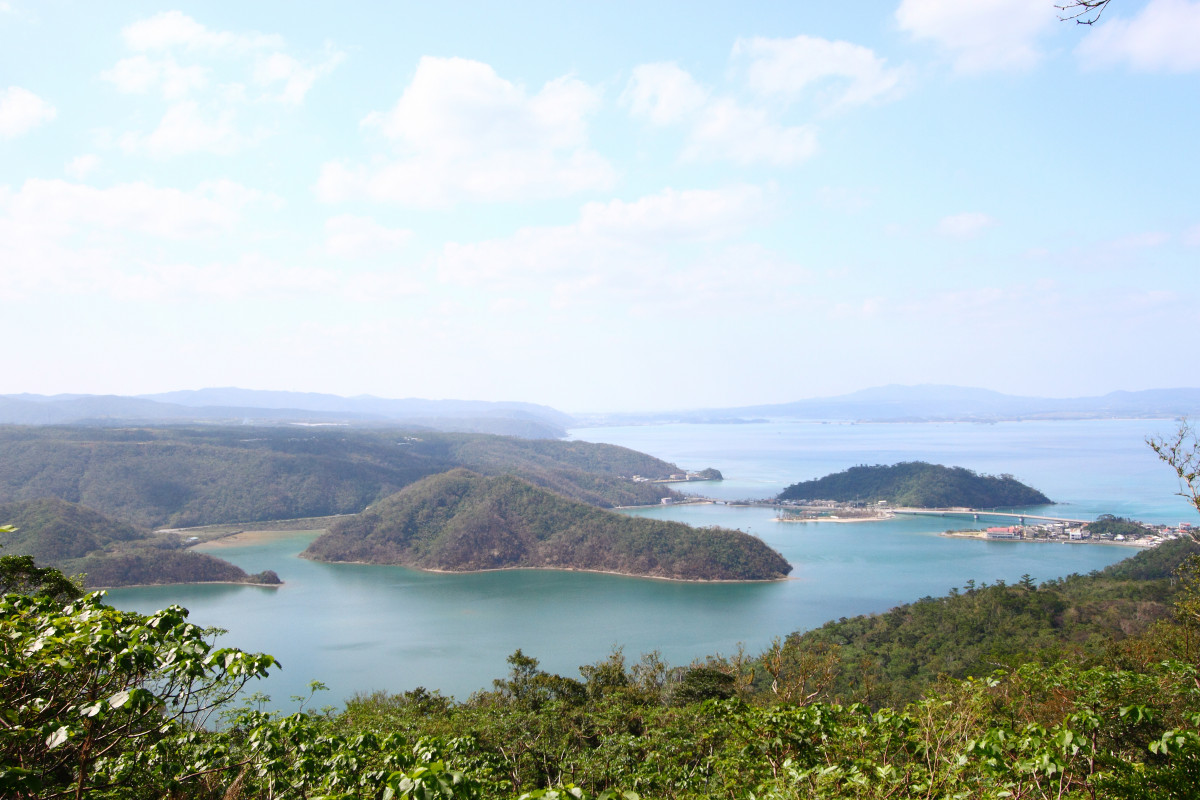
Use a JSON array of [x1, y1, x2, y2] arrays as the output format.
[[891, 508, 1093, 525]]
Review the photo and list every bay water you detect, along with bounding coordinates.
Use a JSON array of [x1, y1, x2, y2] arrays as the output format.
[[108, 419, 1196, 708]]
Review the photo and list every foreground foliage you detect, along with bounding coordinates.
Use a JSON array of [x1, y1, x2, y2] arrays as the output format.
[[3, 544, 1200, 799]]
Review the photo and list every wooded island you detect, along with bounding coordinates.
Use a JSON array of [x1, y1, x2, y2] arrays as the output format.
[[303, 469, 791, 581], [778, 461, 1051, 508]]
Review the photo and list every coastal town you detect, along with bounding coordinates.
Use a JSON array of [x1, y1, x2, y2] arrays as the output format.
[[772, 500, 1193, 548]]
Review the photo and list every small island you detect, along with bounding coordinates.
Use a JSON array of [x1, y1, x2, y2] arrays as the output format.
[[0, 498, 280, 588], [777, 461, 1051, 508], [303, 468, 791, 581]]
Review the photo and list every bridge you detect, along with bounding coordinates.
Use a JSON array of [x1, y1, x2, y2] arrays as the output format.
[[891, 508, 1093, 525]]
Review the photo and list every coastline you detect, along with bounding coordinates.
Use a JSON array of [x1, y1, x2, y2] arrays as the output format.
[[613, 499, 715, 510], [773, 513, 894, 524], [91, 579, 283, 590], [939, 530, 1158, 548], [299, 554, 791, 584]]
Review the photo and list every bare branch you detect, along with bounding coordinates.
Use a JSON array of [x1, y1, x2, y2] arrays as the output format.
[[1056, 0, 1114, 25]]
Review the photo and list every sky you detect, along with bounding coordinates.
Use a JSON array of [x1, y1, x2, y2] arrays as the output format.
[[1, 1, 1198, 412]]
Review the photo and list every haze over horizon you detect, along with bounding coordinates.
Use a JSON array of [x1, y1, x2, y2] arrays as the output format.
[[3, 2, 1196, 411]]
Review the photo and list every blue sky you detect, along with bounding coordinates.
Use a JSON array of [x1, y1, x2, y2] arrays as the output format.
[[1, 1, 1197, 411]]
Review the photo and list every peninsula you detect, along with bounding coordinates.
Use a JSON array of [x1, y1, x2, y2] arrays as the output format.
[[303, 469, 792, 581], [777, 461, 1051, 508], [0, 498, 280, 588]]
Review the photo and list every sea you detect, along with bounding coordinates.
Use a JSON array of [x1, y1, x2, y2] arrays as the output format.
[[107, 418, 1197, 708]]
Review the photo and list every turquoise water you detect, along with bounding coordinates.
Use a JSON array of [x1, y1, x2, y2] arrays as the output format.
[[108, 419, 1195, 708]]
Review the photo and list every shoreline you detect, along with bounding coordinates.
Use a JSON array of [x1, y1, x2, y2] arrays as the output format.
[[773, 513, 894, 524], [939, 530, 1158, 548], [93, 579, 283, 590], [298, 553, 791, 584], [613, 499, 715, 510]]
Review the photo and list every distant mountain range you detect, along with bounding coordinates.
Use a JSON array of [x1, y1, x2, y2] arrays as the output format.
[[2, 385, 1197, 434], [578, 385, 1200, 426], [0, 389, 571, 439]]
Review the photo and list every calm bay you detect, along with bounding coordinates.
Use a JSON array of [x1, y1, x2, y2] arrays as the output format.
[[108, 418, 1194, 708]]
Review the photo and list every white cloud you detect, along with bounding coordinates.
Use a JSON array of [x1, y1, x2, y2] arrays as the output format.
[[622, 63, 819, 166], [317, 56, 614, 206], [685, 98, 818, 165], [1076, 0, 1200, 72], [122, 10, 283, 53], [733, 35, 906, 110], [64, 154, 100, 179], [1184, 223, 1200, 246], [896, 0, 1056, 72], [0, 86, 56, 138], [578, 184, 771, 240], [622, 62, 709, 125], [254, 47, 345, 105], [937, 212, 996, 238], [436, 185, 791, 312], [0, 178, 264, 239], [324, 214, 412, 258], [105, 12, 342, 158], [119, 101, 248, 157], [102, 55, 210, 99], [0, 179, 252, 299], [0, 179, 398, 304]]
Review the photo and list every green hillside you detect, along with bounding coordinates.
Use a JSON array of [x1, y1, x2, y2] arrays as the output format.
[[0, 426, 705, 528], [0, 498, 278, 588], [778, 461, 1051, 507], [783, 536, 1200, 706], [304, 468, 790, 581]]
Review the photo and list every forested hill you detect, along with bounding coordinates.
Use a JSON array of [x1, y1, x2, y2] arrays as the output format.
[[0, 426, 712, 528], [785, 536, 1200, 707], [303, 468, 790, 581], [0, 498, 278, 588], [777, 461, 1051, 507]]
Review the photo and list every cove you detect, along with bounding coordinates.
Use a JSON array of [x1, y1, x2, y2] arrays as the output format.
[[107, 418, 1191, 708]]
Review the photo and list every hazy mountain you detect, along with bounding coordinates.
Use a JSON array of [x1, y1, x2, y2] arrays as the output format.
[[579, 385, 1200, 425], [141, 388, 572, 425], [0, 389, 573, 438]]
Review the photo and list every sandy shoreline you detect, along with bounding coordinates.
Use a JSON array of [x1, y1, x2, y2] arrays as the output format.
[[773, 513, 893, 524]]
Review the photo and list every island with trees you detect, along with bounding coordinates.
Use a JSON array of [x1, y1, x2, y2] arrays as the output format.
[[777, 461, 1051, 508], [303, 468, 791, 581]]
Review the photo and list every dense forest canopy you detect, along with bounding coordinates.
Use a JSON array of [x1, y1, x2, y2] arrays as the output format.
[[0, 497, 278, 588], [304, 469, 789, 581], [1086, 513, 1152, 538], [0, 425, 710, 528], [778, 461, 1052, 507]]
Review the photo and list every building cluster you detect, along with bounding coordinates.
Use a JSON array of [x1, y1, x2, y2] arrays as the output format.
[[630, 471, 707, 483], [985, 521, 1193, 546]]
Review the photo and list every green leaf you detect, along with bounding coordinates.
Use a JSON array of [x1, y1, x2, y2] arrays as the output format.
[[45, 726, 70, 749]]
